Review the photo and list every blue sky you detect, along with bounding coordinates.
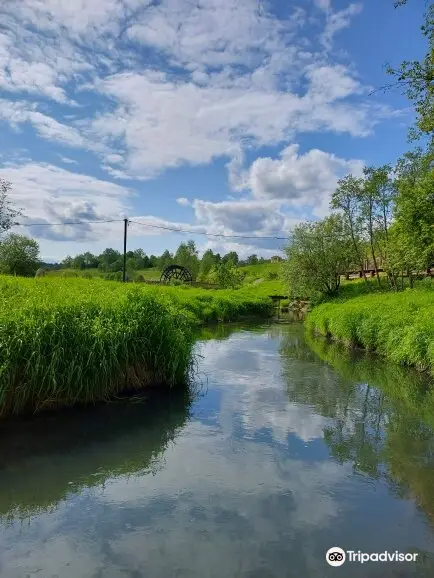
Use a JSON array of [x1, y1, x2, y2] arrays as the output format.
[[0, 0, 426, 261]]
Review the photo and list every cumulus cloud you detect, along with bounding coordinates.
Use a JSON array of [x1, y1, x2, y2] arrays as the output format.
[[230, 144, 364, 218]]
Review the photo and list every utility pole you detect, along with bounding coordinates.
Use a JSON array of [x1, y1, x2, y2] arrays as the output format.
[[123, 218, 128, 282]]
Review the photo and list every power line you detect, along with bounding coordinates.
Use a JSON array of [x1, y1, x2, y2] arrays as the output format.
[[17, 219, 123, 227], [14, 216, 289, 240], [128, 220, 288, 240]]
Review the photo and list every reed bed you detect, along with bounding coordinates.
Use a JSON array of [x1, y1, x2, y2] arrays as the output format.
[[0, 276, 273, 417], [305, 286, 434, 375]]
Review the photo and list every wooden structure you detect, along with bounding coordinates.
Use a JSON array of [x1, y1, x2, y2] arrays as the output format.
[[269, 295, 288, 318], [160, 264, 193, 284]]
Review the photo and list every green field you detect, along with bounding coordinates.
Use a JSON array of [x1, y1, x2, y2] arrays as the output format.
[[0, 275, 274, 417], [305, 283, 434, 376], [47, 266, 162, 280]]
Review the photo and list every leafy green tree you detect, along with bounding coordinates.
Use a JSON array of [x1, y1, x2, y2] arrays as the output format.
[[174, 240, 199, 279], [98, 248, 121, 271], [142, 254, 151, 268], [82, 252, 99, 268], [72, 254, 85, 269], [158, 249, 173, 270], [149, 254, 158, 268], [126, 257, 138, 271], [0, 234, 40, 276], [199, 249, 217, 279], [62, 255, 73, 268], [108, 258, 124, 273], [222, 251, 239, 267], [246, 254, 259, 265], [331, 174, 368, 281], [0, 179, 21, 236], [283, 214, 356, 299], [393, 152, 434, 273]]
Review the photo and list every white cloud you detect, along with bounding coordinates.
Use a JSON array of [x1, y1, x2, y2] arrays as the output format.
[[0, 162, 135, 242], [57, 155, 78, 165], [176, 197, 191, 207], [230, 144, 364, 217], [0, 100, 89, 149], [89, 62, 376, 179], [321, 3, 363, 51]]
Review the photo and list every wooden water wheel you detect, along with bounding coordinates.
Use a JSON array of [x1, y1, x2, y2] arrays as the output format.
[[160, 264, 193, 284]]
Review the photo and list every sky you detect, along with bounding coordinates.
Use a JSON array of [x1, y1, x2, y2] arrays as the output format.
[[0, 0, 426, 262]]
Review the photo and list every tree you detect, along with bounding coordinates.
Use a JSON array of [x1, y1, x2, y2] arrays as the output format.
[[142, 254, 151, 268], [246, 254, 259, 265], [331, 175, 368, 282], [158, 249, 173, 270], [199, 249, 217, 279], [149, 254, 158, 267], [1, 179, 22, 236], [283, 215, 356, 299], [392, 152, 434, 275], [126, 257, 138, 272], [72, 254, 86, 270], [222, 251, 239, 267], [82, 252, 98, 268], [62, 255, 73, 268], [98, 248, 121, 271], [174, 240, 199, 280], [108, 258, 124, 273], [0, 234, 40, 276]]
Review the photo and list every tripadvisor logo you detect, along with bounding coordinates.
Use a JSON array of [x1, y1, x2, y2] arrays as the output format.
[[326, 547, 419, 566], [326, 548, 346, 567]]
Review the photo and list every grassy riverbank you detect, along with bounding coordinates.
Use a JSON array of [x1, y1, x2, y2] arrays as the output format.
[[0, 276, 273, 417], [305, 283, 434, 376]]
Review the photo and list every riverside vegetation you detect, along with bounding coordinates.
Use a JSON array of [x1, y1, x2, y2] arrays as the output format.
[[0, 275, 273, 417]]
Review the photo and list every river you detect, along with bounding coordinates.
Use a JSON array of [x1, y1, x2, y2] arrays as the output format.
[[1, 322, 434, 577]]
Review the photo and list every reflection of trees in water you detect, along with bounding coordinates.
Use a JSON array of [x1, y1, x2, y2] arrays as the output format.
[[280, 328, 434, 524], [0, 389, 192, 521]]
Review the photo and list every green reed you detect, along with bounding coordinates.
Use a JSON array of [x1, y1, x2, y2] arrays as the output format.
[[0, 276, 273, 416]]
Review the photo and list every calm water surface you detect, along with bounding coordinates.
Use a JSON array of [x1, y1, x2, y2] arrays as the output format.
[[1, 323, 434, 577]]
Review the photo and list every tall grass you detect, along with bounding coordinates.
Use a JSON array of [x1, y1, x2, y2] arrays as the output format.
[[306, 285, 434, 376], [0, 276, 273, 417]]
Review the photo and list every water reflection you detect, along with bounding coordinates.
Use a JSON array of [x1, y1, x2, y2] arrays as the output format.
[[0, 390, 192, 521], [1, 324, 434, 577]]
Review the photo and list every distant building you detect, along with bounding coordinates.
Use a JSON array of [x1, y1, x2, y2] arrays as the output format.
[[271, 256, 283, 263]]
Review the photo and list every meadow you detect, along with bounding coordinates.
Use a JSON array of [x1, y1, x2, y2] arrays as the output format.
[[0, 275, 274, 417], [305, 280, 434, 376]]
